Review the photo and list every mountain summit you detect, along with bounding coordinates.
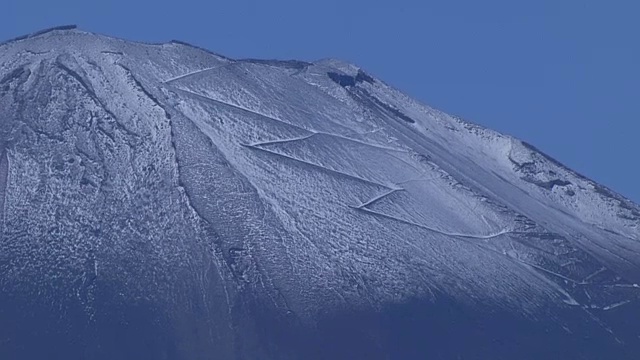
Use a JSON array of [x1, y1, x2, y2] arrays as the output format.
[[1, 27, 639, 359]]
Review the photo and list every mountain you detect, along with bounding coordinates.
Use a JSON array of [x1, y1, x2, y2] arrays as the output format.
[[0, 26, 639, 360]]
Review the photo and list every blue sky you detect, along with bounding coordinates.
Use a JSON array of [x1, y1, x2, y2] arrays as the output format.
[[2, 0, 639, 202]]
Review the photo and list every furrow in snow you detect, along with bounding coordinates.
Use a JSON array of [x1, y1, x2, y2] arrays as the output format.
[[249, 134, 316, 147], [357, 188, 404, 209], [162, 64, 230, 84], [352, 206, 511, 240], [241, 144, 392, 190]]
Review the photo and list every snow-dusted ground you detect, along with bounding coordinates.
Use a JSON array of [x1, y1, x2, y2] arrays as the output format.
[[0, 27, 638, 359]]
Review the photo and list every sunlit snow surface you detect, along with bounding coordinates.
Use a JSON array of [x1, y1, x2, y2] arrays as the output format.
[[0, 27, 639, 359]]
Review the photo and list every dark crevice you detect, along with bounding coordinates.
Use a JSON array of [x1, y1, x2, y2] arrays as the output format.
[[18, 121, 65, 142], [172, 144, 208, 225], [74, 144, 100, 164], [119, 68, 197, 220], [371, 97, 415, 123], [0, 67, 30, 86], [100, 51, 124, 56], [618, 214, 638, 221], [96, 125, 116, 143], [55, 61, 98, 97], [521, 141, 589, 181], [55, 62, 140, 139], [0, 67, 31, 97], [24, 50, 51, 55], [523, 178, 572, 190], [508, 156, 535, 171], [594, 184, 640, 218], [355, 70, 375, 84], [328, 72, 355, 87], [116, 65, 204, 214], [327, 70, 375, 88], [522, 141, 640, 218], [160, 104, 294, 337], [117, 64, 169, 116], [241, 59, 311, 70], [602, 228, 622, 236], [350, 87, 415, 124], [133, 74, 210, 229]]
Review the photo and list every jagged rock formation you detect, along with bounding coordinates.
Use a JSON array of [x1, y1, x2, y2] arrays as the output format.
[[0, 26, 639, 359]]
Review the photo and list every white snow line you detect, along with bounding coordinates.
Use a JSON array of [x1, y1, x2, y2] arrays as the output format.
[[249, 134, 316, 147], [602, 300, 633, 311], [162, 64, 228, 84], [316, 132, 408, 153], [454, 229, 511, 240], [560, 259, 580, 268], [254, 132, 407, 153], [581, 308, 624, 344], [605, 283, 640, 289], [242, 144, 391, 189], [352, 206, 511, 240], [555, 286, 581, 306], [357, 188, 404, 209], [518, 260, 587, 285], [583, 267, 607, 283]]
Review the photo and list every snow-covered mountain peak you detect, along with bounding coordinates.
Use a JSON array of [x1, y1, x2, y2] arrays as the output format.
[[0, 28, 638, 359]]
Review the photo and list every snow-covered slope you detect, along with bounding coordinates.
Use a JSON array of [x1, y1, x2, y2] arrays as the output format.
[[0, 26, 638, 359]]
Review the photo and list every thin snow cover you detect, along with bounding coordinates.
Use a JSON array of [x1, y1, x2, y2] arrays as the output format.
[[0, 27, 638, 359]]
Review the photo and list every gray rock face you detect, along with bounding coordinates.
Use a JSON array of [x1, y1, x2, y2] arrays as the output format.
[[0, 27, 639, 359]]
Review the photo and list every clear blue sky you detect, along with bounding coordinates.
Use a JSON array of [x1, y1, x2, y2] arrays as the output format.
[[2, 0, 639, 202]]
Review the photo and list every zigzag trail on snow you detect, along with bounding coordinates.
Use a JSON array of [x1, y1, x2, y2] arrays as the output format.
[[0, 27, 639, 358]]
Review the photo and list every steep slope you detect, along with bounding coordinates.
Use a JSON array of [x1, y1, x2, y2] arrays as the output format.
[[0, 26, 638, 359]]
